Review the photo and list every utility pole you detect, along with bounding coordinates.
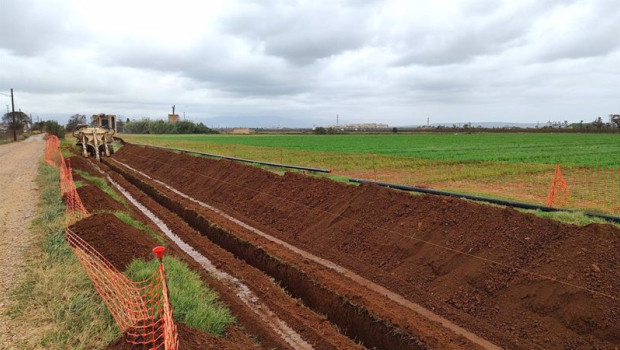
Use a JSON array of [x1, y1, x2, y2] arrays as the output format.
[[336, 114, 339, 127], [11, 88, 16, 141]]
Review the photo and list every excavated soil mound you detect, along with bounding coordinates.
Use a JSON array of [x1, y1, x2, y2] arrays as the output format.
[[114, 145, 620, 349], [77, 185, 126, 212], [67, 156, 100, 176], [72, 172, 84, 182], [68, 212, 159, 270], [104, 323, 259, 350]]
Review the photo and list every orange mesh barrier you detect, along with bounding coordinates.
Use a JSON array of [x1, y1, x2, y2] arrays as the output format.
[[334, 157, 619, 216], [44, 135, 178, 350], [66, 230, 178, 349], [548, 165, 620, 215], [546, 164, 569, 207]]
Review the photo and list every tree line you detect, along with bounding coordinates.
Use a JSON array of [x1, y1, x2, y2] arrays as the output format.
[[64, 114, 218, 134], [122, 118, 217, 134], [1, 111, 65, 139]]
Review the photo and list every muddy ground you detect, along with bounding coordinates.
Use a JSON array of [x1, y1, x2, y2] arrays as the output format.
[[106, 144, 620, 349]]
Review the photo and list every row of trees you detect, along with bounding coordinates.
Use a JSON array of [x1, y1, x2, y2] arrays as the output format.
[[1, 111, 65, 139], [541, 115, 620, 130], [123, 118, 217, 134], [65, 114, 217, 134]]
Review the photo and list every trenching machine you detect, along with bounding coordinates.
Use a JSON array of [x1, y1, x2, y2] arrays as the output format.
[[73, 114, 117, 161]]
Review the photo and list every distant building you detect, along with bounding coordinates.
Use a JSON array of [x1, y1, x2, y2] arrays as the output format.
[[168, 114, 179, 123], [332, 123, 389, 130], [231, 128, 251, 134]]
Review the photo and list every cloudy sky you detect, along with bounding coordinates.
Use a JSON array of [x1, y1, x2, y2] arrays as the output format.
[[1, 0, 618, 127]]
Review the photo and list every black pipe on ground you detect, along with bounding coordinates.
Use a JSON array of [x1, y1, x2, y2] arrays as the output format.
[[133, 143, 332, 173], [349, 178, 620, 224]]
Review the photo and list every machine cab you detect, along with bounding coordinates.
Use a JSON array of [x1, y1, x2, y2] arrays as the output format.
[[92, 114, 117, 133]]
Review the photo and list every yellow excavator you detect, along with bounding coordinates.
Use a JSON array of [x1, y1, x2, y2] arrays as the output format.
[[73, 114, 116, 161]]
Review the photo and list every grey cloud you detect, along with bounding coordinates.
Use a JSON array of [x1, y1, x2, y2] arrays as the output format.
[[221, 2, 374, 65], [388, 2, 567, 67], [100, 38, 315, 97], [0, 1, 84, 56], [535, 0, 620, 62], [1, 0, 617, 127]]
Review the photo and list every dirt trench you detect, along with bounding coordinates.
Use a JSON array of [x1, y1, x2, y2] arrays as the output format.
[[75, 157, 367, 349], [103, 160, 440, 349], [107, 144, 620, 349], [102, 155, 496, 349]]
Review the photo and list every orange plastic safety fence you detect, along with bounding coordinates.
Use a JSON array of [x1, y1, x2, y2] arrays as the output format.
[[547, 165, 620, 215], [340, 156, 618, 216], [66, 229, 178, 349], [546, 164, 569, 207], [44, 135, 178, 350]]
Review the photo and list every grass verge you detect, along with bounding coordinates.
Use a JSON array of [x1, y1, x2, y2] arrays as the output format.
[[5, 163, 119, 349], [520, 209, 619, 227], [125, 256, 235, 336]]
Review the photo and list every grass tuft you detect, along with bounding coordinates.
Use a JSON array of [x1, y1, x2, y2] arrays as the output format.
[[126, 256, 235, 336], [522, 209, 617, 227]]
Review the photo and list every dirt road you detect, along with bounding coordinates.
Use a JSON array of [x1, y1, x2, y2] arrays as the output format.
[[0, 134, 45, 346]]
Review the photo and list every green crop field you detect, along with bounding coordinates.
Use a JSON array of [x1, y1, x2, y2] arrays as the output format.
[[120, 132, 620, 216], [121, 133, 619, 167]]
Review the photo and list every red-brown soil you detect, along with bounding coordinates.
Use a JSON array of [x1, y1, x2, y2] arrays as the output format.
[[74, 160, 363, 349], [77, 184, 126, 212], [67, 156, 100, 176], [104, 323, 260, 350], [68, 212, 266, 349], [105, 160, 483, 349], [112, 144, 620, 349], [68, 213, 159, 270], [101, 161, 367, 350]]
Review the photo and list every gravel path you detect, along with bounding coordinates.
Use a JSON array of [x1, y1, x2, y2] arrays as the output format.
[[0, 134, 45, 348]]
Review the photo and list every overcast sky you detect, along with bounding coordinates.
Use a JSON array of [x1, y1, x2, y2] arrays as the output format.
[[1, 0, 618, 127]]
